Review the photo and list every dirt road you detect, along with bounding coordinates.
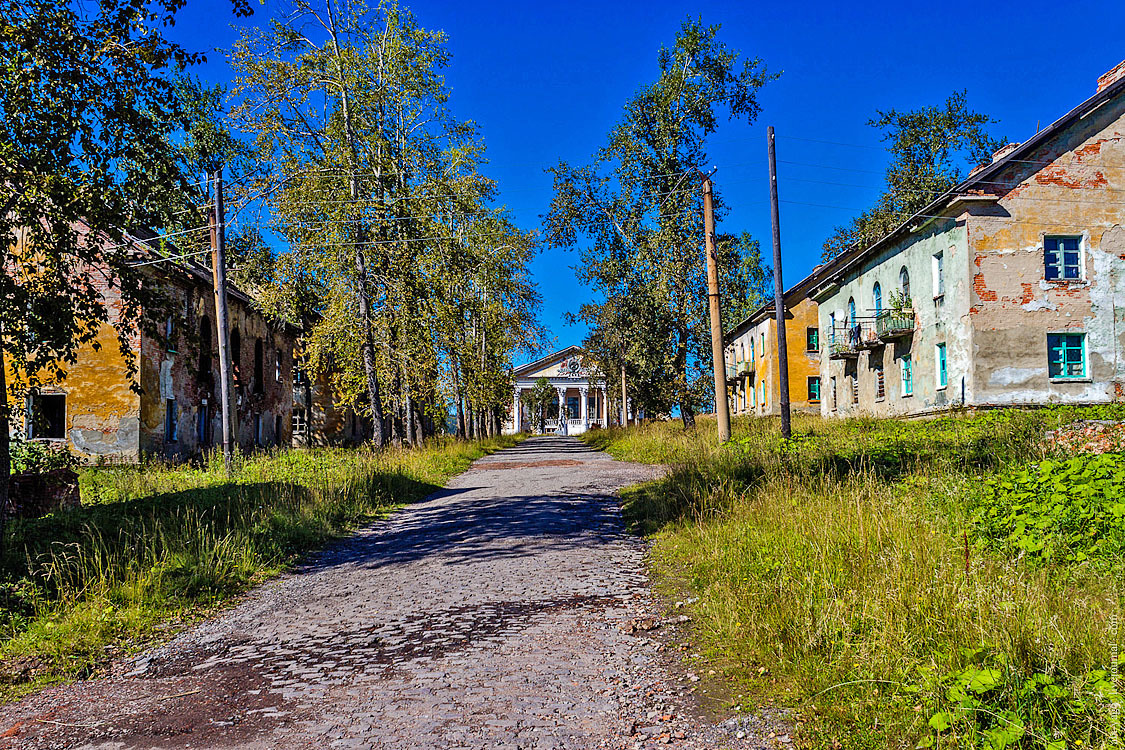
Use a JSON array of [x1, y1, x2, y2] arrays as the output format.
[[1, 436, 782, 749]]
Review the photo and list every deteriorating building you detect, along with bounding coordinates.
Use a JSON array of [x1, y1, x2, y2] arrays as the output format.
[[810, 61, 1125, 417], [724, 274, 822, 417], [8, 222, 297, 462]]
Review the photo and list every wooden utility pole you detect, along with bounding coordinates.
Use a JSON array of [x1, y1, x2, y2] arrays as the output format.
[[210, 169, 235, 474], [702, 171, 731, 443], [767, 127, 792, 439]]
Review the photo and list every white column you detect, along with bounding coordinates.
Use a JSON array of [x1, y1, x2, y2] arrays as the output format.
[[579, 385, 589, 425], [556, 386, 566, 422], [601, 386, 607, 424], [513, 387, 521, 432]]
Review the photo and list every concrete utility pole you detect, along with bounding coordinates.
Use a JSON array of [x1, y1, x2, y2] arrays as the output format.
[[620, 365, 628, 428], [210, 169, 236, 474], [767, 127, 792, 439], [702, 171, 731, 443]]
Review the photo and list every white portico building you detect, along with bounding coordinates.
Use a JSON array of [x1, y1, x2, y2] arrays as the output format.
[[505, 346, 609, 436]]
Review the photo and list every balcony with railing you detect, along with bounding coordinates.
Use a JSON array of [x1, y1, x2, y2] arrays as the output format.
[[875, 309, 915, 339], [829, 325, 861, 359]]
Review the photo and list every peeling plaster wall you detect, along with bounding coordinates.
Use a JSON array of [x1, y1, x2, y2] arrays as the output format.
[[818, 220, 972, 418], [726, 297, 822, 417], [139, 281, 298, 461], [967, 97, 1125, 407], [4, 253, 143, 462]]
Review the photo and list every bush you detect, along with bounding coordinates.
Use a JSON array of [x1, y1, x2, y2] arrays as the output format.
[[10, 437, 75, 474], [972, 453, 1125, 564]]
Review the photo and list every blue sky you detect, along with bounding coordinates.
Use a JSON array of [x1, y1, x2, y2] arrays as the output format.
[[171, 0, 1125, 361]]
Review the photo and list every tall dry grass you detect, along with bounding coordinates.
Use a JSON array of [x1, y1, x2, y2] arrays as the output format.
[[588, 408, 1124, 749], [0, 436, 520, 701]]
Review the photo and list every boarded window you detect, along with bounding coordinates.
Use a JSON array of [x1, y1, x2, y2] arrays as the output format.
[[875, 367, 886, 400], [29, 394, 66, 439], [851, 376, 859, 404], [292, 408, 308, 437]]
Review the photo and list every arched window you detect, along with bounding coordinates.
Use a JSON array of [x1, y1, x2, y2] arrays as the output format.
[[873, 282, 883, 315], [848, 297, 856, 324], [254, 338, 264, 394], [900, 266, 911, 302], [230, 328, 241, 368], [198, 316, 212, 375]]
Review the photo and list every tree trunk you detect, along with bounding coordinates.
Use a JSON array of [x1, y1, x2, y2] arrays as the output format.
[[452, 360, 465, 439], [676, 326, 695, 428], [0, 339, 9, 550], [326, 0, 385, 448]]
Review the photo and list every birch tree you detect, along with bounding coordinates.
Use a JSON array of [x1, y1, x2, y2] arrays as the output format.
[[545, 18, 774, 426]]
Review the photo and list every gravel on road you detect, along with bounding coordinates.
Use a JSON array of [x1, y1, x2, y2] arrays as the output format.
[[0, 436, 789, 750]]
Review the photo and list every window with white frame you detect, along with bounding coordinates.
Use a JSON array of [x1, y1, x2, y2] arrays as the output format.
[[1044, 236, 1082, 280]]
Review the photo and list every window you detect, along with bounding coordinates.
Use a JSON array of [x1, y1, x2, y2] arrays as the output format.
[[901, 355, 913, 397], [749, 338, 755, 360], [230, 328, 242, 387], [936, 343, 948, 388], [875, 367, 886, 400], [1047, 333, 1086, 379], [198, 317, 212, 375], [828, 313, 836, 344], [275, 350, 282, 382], [933, 252, 945, 297], [164, 316, 176, 352], [760, 332, 765, 357], [1044, 236, 1081, 280], [254, 339, 264, 394], [873, 282, 882, 316], [28, 393, 66, 439], [275, 415, 283, 444], [292, 408, 308, 437], [850, 376, 859, 405], [848, 297, 856, 324], [760, 380, 766, 408], [254, 413, 263, 445], [164, 398, 178, 442], [830, 377, 838, 411], [807, 327, 819, 352], [566, 395, 580, 419], [807, 377, 821, 402], [197, 402, 210, 445], [900, 266, 911, 302]]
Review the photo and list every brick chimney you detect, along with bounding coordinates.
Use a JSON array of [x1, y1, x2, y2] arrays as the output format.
[[1097, 60, 1125, 93]]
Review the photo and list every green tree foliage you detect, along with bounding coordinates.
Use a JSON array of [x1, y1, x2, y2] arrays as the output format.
[[0, 0, 220, 531], [821, 90, 1004, 261], [519, 377, 555, 434], [545, 18, 774, 426], [232, 0, 542, 445]]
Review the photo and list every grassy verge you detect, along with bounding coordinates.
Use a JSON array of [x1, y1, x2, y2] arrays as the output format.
[[0, 435, 521, 703], [584, 408, 1125, 750]]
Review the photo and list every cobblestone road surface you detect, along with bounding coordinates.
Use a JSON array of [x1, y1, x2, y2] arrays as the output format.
[[1, 436, 786, 749]]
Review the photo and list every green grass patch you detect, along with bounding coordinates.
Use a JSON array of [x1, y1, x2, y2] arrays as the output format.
[[0, 435, 520, 702], [586, 408, 1125, 750]]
